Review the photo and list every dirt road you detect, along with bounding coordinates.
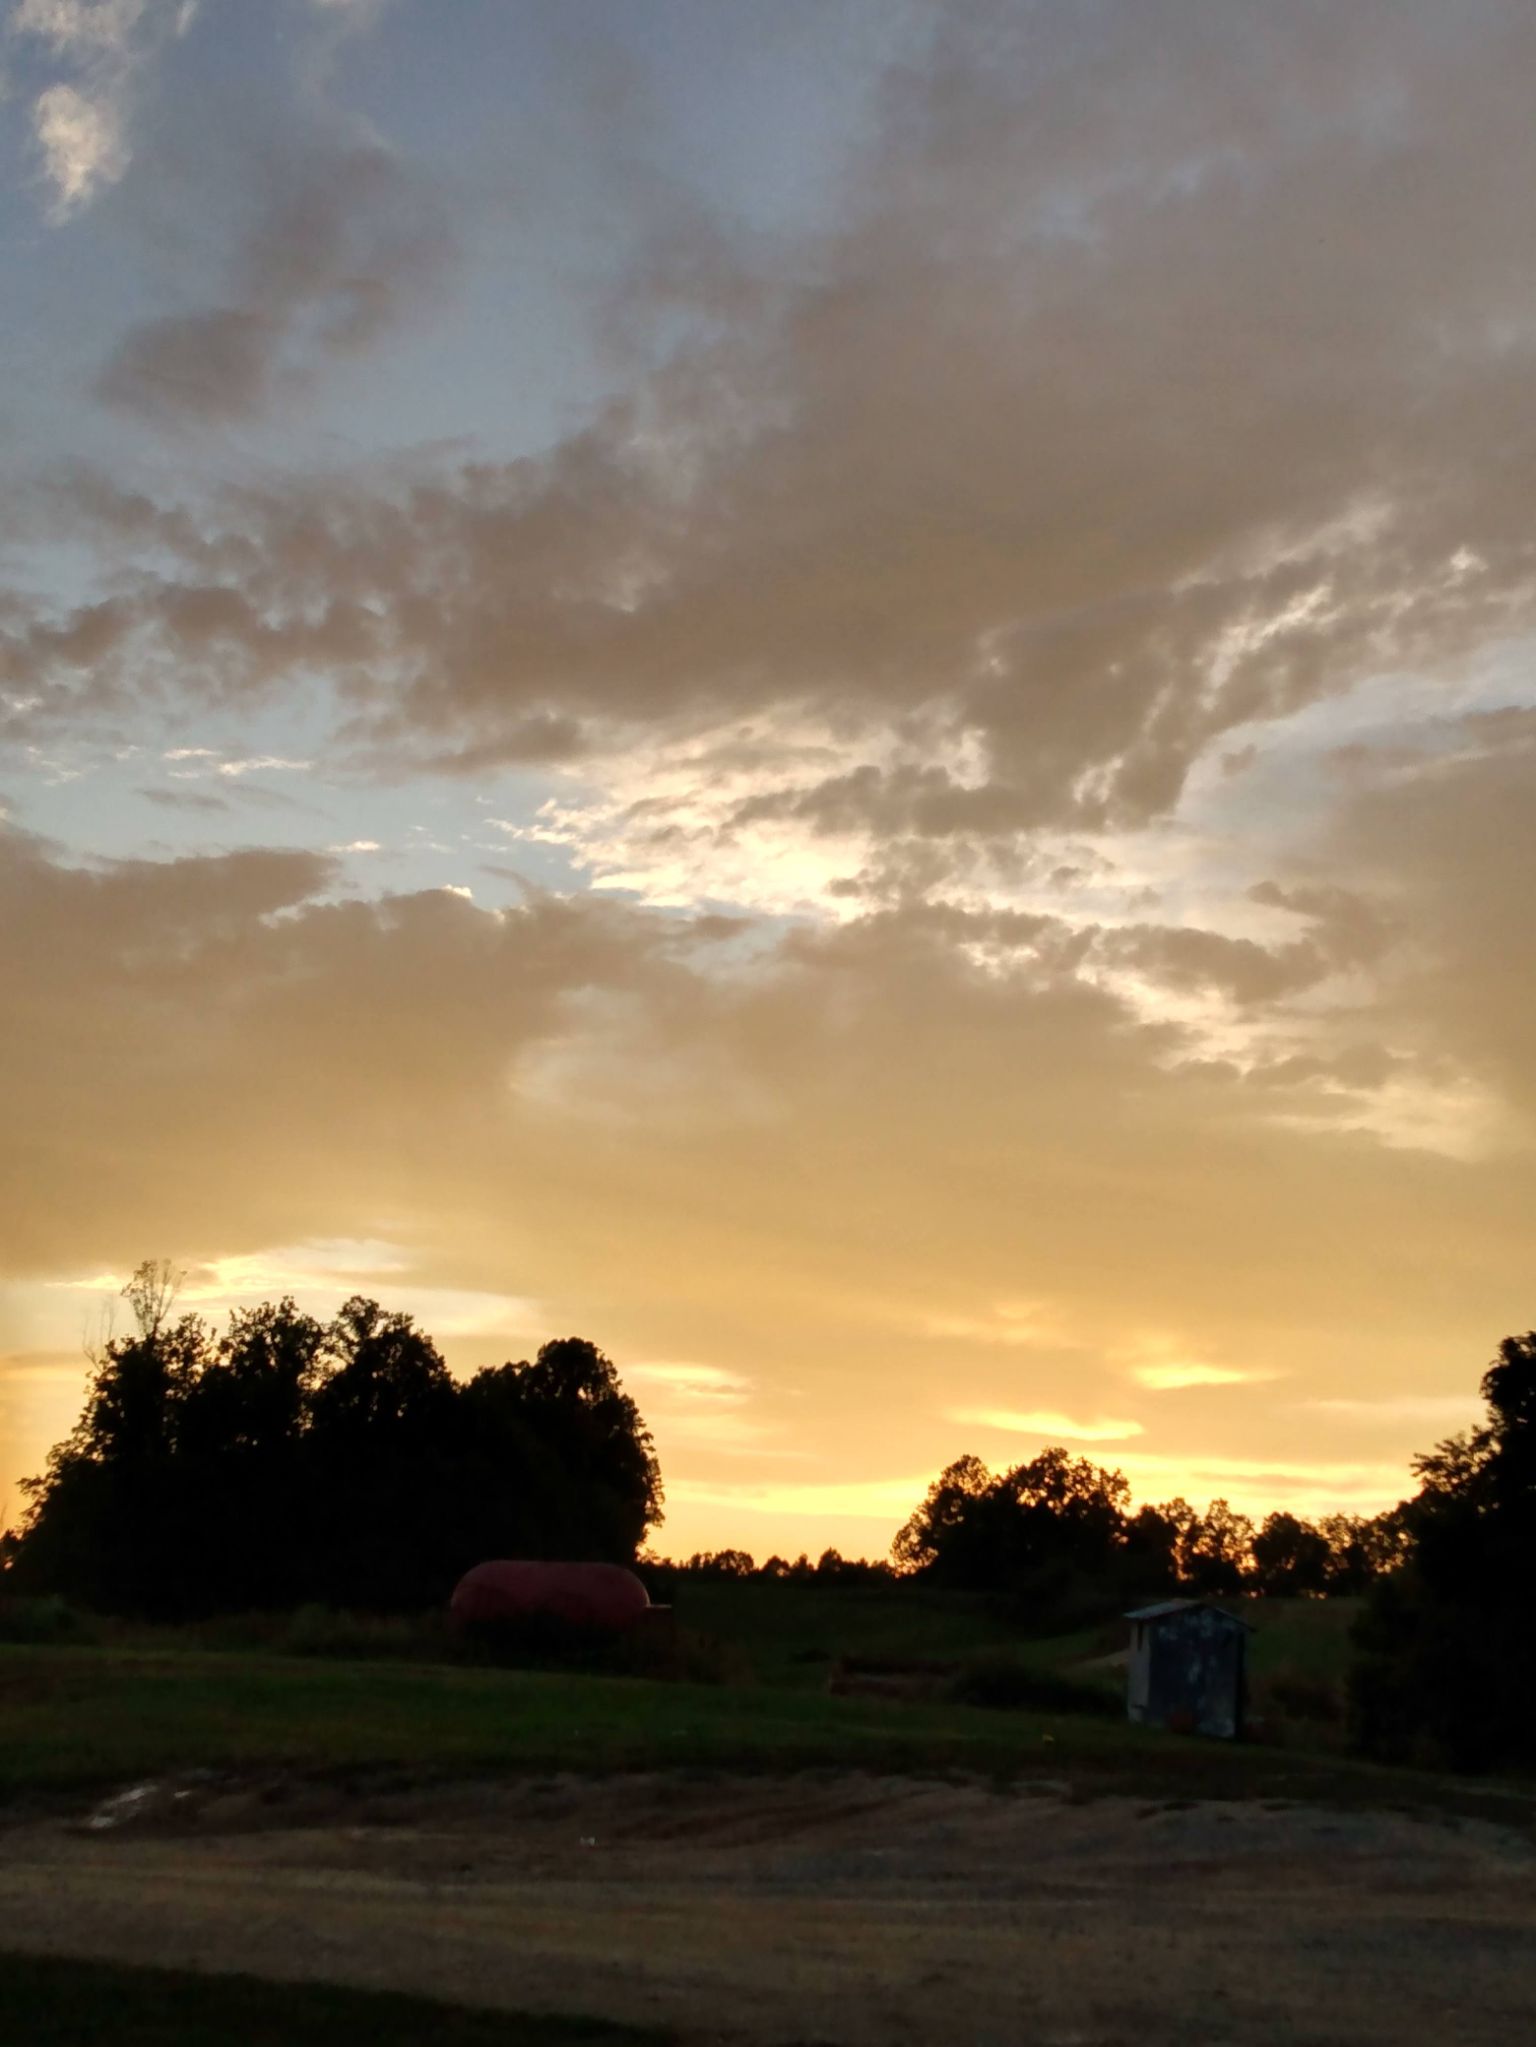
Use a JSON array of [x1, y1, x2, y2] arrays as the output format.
[[4, 1772, 1535, 2044]]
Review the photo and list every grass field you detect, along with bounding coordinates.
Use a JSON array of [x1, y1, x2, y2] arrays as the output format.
[[1235, 1595, 1362, 1678], [1, 1639, 1527, 1824], [668, 1578, 1035, 1687], [3, 1579, 1363, 1684], [669, 1578, 1362, 1709], [0, 1954, 670, 2047], [2, 1592, 1528, 2047]]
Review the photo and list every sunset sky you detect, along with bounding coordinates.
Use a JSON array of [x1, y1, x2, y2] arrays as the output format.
[[4, 1, 1534, 1561]]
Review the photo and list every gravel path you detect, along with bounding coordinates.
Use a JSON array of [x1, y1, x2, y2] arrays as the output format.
[[4, 1772, 1535, 2044]]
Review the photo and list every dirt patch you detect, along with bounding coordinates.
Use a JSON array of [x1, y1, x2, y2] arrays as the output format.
[[3, 1771, 1535, 2044]]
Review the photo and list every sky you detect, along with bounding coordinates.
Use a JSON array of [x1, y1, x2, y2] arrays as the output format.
[[4, 0, 1536, 1562]]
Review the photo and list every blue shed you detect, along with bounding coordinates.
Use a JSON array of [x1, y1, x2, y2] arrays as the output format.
[[1125, 1598, 1252, 1740]]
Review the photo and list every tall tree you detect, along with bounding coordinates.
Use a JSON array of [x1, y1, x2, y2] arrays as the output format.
[[891, 1447, 1130, 1611], [1251, 1512, 1332, 1597], [12, 1271, 664, 1617], [177, 1298, 326, 1611], [1351, 1333, 1536, 1769]]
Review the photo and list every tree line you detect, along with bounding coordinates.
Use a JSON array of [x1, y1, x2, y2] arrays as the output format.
[[1350, 1331, 1535, 1770], [662, 1548, 894, 1583], [6, 1262, 1533, 1772], [893, 1332, 1536, 1772], [889, 1448, 1408, 1611], [3, 1262, 662, 1618]]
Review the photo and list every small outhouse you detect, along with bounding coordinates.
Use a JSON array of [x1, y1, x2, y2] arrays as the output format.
[[1125, 1598, 1252, 1740]]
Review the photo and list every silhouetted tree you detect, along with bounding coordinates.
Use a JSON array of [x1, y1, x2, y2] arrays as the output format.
[[1250, 1511, 1332, 1597], [1351, 1333, 1536, 1770], [1181, 1498, 1255, 1595], [447, 1338, 663, 1573], [1317, 1508, 1411, 1594], [1122, 1497, 1198, 1594], [10, 1269, 664, 1618], [304, 1298, 461, 1607], [499, 1337, 664, 1555], [176, 1297, 326, 1611], [679, 1549, 755, 1577], [891, 1454, 994, 1577], [890, 1445, 1408, 1621], [810, 1548, 894, 1584], [892, 1448, 1132, 1621], [13, 1265, 211, 1615]]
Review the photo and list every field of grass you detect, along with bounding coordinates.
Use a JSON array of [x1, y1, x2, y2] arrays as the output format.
[[2, 1640, 1528, 1824], [669, 1577, 1036, 1686], [671, 1579, 1359, 1700], [5, 1580, 1363, 1694], [0, 1953, 669, 2047], [0, 1641, 1176, 1792], [1237, 1595, 1362, 1679], [8, 1579, 1095, 1684]]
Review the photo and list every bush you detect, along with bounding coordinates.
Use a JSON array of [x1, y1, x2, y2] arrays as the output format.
[[279, 1604, 447, 1661], [0, 1594, 95, 1645], [1262, 1665, 1342, 1726], [990, 1563, 1129, 1638], [950, 1653, 1121, 1718], [454, 1609, 751, 1685]]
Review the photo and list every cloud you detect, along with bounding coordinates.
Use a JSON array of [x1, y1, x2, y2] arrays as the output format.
[[0, 822, 1511, 1361], [1, 1, 1529, 816], [4, 823, 1530, 1548], [11, 2, 1536, 1557], [137, 784, 228, 812], [10, 0, 194, 218], [922, 1303, 1060, 1349], [99, 309, 276, 424], [667, 1473, 936, 1527], [627, 1361, 754, 1402], [1112, 1451, 1413, 1520], [96, 132, 454, 425], [672, 1450, 1415, 1537], [1131, 1362, 1265, 1392], [29, 80, 127, 212], [948, 1408, 1145, 1444], [11, 0, 157, 48], [0, 823, 723, 1271], [216, 757, 311, 778], [1333, 725, 1536, 1129], [1304, 1396, 1480, 1427], [623, 1361, 789, 1460]]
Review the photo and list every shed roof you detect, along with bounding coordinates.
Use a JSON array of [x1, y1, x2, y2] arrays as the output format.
[[1124, 1597, 1254, 1629]]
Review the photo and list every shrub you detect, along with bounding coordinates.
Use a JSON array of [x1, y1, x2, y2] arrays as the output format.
[[990, 1563, 1129, 1638], [951, 1653, 1120, 1718], [280, 1604, 446, 1661], [0, 1594, 95, 1645], [1262, 1665, 1342, 1726], [454, 1609, 750, 1685]]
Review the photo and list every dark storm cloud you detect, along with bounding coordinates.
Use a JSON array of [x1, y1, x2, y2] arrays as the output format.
[[1333, 720, 1536, 1122], [7, 0, 1536, 823], [137, 785, 230, 812], [97, 134, 454, 425]]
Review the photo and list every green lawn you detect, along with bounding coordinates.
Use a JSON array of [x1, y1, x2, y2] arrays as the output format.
[[668, 1577, 1029, 1688], [0, 1641, 1161, 1791], [670, 1580, 1361, 1695], [0, 1954, 669, 2047], [2, 1642, 1528, 1824], [1238, 1595, 1362, 1681], [13, 1583, 1361, 1699]]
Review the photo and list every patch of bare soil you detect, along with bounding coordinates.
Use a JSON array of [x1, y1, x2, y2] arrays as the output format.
[[3, 1772, 1535, 2045]]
